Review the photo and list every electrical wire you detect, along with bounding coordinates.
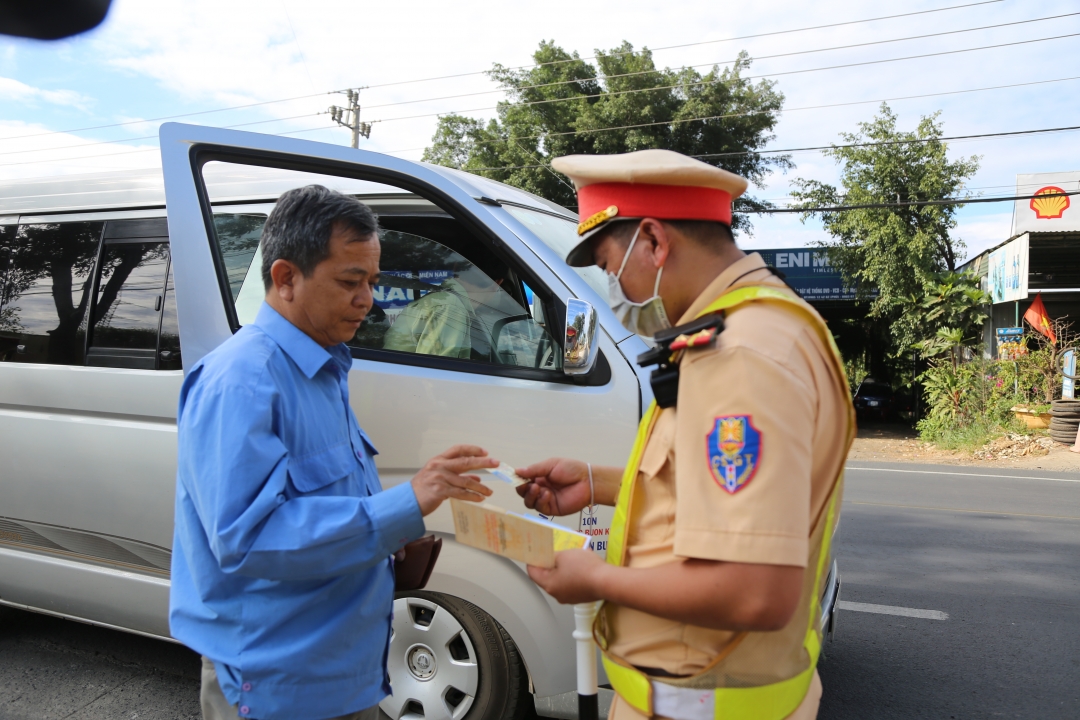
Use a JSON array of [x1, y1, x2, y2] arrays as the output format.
[[0, 113, 321, 158], [364, 30, 1080, 126], [14, 21, 1074, 164], [0, 0, 1005, 144], [8, 71, 1080, 171], [741, 189, 1080, 214], [359, 0, 1006, 90], [285, 73, 1080, 154], [358, 11, 1080, 111]]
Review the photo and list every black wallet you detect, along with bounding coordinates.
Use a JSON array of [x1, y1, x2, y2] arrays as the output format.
[[394, 535, 442, 591]]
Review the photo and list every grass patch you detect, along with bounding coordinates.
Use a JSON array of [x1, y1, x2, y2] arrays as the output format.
[[919, 416, 1030, 453]]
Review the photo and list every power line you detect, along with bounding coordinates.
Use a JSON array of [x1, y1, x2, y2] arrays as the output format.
[[358, 11, 1080, 111], [699, 124, 1080, 158], [12, 17, 1074, 165], [0, 92, 335, 143], [0, 0, 1005, 144], [8, 71, 1080, 170], [360, 0, 1006, 90], [304, 73, 1080, 156], [0, 113, 321, 158], [379, 30, 1080, 125], [463, 120, 1080, 172], [740, 189, 1080, 214]]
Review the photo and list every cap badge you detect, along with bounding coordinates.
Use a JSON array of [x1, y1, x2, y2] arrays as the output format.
[[577, 205, 619, 236]]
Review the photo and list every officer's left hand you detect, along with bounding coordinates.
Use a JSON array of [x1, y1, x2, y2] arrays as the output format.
[[527, 549, 607, 604]]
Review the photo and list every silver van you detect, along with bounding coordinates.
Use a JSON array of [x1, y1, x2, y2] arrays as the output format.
[[0, 124, 839, 720]]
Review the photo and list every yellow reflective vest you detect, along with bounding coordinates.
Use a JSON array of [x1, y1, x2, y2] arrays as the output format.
[[595, 285, 855, 720]]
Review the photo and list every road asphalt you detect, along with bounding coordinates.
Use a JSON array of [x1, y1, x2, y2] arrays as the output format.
[[819, 462, 1080, 719], [1, 461, 1077, 719]]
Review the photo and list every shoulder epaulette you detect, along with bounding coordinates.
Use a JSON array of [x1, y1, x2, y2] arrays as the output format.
[[636, 313, 724, 409]]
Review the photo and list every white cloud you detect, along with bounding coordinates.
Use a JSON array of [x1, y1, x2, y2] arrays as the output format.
[[0, 121, 159, 180], [0, 77, 90, 110], [3, 0, 1080, 195]]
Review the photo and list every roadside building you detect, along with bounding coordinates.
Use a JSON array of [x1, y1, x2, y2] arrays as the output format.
[[960, 171, 1080, 357]]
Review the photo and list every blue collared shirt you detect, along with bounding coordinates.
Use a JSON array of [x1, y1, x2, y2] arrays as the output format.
[[170, 303, 425, 720]]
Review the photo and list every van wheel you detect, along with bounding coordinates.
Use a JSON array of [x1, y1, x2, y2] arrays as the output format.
[[380, 592, 535, 720]]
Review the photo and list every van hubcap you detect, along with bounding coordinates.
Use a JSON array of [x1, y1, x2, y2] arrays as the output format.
[[381, 597, 479, 720], [407, 644, 437, 680]]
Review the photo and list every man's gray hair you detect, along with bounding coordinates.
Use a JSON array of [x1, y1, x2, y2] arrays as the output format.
[[260, 185, 379, 290]]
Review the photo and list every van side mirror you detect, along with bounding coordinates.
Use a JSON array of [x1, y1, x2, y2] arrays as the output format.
[[563, 298, 598, 376]]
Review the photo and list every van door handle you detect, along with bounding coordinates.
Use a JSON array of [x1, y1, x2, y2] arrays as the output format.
[[155, 295, 162, 312]]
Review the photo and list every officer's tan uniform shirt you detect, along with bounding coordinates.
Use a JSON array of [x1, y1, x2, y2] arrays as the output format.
[[606, 253, 850, 720]]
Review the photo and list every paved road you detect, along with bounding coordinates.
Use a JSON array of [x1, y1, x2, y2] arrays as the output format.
[[1, 462, 1077, 719], [819, 462, 1080, 720]]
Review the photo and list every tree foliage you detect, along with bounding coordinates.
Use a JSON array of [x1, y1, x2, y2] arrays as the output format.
[[422, 41, 789, 232], [790, 104, 980, 350]]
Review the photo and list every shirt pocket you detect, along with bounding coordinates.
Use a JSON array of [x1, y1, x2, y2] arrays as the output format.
[[288, 443, 357, 494], [638, 408, 675, 480]]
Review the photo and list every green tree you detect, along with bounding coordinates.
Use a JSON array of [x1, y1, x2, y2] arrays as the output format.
[[790, 104, 980, 351], [422, 41, 789, 232]]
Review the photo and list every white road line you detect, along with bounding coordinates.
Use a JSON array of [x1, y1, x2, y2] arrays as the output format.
[[838, 600, 949, 621], [846, 466, 1080, 483]]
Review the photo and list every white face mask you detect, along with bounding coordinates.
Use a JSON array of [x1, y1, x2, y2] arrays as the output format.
[[606, 226, 672, 338]]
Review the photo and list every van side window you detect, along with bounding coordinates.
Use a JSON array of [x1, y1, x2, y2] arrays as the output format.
[[0, 222, 103, 365], [214, 214, 265, 301], [352, 230, 561, 371], [158, 263, 182, 370], [87, 241, 170, 370]]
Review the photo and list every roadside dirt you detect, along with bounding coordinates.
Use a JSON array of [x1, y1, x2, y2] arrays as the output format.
[[848, 423, 1080, 473]]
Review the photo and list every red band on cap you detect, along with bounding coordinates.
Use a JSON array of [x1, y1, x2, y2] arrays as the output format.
[[578, 182, 733, 227]]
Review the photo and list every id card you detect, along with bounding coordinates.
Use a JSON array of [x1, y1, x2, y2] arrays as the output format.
[[485, 462, 529, 486]]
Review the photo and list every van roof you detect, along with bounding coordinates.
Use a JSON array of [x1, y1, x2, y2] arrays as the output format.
[[0, 162, 575, 220]]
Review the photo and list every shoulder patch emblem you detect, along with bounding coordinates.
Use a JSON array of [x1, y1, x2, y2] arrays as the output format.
[[706, 415, 762, 494]]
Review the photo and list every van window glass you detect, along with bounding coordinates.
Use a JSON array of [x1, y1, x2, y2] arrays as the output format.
[[354, 230, 561, 371], [87, 242, 169, 368], [214, 214, 266, 301], [502, 205, 609, 303], [158, 263, 182, 370], [0, 222, 102, 365]]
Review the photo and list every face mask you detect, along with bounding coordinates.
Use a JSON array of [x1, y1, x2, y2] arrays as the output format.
[[606, 226, 672, 338]]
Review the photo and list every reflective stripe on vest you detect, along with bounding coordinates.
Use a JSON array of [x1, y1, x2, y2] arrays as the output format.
[[596, 285, 854, 720]]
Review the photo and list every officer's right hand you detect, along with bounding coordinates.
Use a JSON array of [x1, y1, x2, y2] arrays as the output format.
[[411, 445, 496, 516], [515, 458, 591, 517]]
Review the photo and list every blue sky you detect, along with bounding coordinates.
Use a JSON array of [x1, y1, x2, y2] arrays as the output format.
[[2, 0, 1079, 259]]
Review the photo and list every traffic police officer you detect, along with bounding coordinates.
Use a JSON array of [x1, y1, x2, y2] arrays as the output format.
[[517, 149, 854, 720]]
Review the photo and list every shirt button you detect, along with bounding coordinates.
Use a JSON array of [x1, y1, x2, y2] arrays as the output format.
[[276, 493, 286, 504], [240, 706, 250, 715], [242, 682, 252, 691]]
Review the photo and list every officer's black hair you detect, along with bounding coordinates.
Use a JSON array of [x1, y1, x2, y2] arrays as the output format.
[[260, 185, 380, 291], [601, 218, 735, 251]]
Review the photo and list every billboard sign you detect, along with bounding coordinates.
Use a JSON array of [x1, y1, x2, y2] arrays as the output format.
[[988, 234, 1028, 304], [1064, 350, 1076, 400], [995, 326, 1026, 360], [754, 247, 856, 301], [1013, 171, 1080, 234]]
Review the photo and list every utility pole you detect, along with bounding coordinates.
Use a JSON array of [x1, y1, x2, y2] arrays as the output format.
[[328, 88, 371, 148]]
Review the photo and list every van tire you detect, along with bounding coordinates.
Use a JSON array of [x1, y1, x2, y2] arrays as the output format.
[[381, 591, 536, 720]]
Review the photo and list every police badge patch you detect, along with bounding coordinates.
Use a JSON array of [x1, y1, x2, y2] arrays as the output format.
[[706, 415, 762, 494]]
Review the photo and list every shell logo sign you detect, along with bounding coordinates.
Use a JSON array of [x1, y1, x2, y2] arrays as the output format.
[[1030, 186, 1070, 219]]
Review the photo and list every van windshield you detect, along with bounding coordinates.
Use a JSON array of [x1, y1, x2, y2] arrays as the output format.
[[502, 205, 609, 304]]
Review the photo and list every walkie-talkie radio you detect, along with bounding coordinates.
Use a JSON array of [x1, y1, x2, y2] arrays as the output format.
[[636, 313, 725, 409]]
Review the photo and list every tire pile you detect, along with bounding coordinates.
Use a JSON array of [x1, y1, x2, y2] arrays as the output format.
[[1049, 399, 1080, 445]]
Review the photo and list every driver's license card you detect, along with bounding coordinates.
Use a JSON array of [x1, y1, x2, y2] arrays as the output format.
[[486, 462, 528, 486]]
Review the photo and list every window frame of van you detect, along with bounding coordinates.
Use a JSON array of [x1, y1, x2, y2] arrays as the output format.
[[191, 150, 612, 387]]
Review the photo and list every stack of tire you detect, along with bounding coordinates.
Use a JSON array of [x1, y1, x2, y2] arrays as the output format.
[[1049, 399, 1080, 445]]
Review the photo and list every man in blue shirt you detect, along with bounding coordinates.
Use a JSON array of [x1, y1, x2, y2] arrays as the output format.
[[170, 185, 496, 720]]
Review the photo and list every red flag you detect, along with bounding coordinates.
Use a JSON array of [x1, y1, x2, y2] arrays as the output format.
[[1024, 292, 1056, 343]]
